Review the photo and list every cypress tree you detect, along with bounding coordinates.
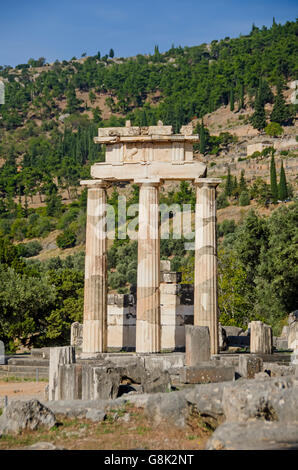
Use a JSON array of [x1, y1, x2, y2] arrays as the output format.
[[239, 170, 247, 193], [238, 83, 245, 110], [230, 88, 234, 111], [270, 153, 278, 204], [278, 161, 288, 201], [225, 168, 233, 197], [251, 94, 266, 130]]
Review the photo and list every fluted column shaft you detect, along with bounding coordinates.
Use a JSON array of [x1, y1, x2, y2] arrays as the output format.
[[194, 178, 220, 355], [136, 179, 161, 353], [82, 182, 108, 353]]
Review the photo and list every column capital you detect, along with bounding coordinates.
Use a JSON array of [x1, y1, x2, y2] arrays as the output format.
[[80, 179, 110, 189], [194, 178, 221, 188], [134, 178, 161, 187]]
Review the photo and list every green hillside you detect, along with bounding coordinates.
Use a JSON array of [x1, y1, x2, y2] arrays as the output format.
[[0, 19, 297, 351]]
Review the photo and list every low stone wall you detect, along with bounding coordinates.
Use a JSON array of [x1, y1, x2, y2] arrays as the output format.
[[72, 283, 195, 351]]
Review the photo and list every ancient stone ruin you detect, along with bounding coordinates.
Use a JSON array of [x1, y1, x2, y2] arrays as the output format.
[[1, 123, 297, 450], [80, 121, 220, 355]]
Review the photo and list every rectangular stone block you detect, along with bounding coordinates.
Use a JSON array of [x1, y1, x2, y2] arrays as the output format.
[[160, 283, 179, 295], [238, 355, 263, 379], [161, 325, 185, 350], [49, 346, 75, 401], [107, 325, 136, 349], [275, 339, 289, 350], [148, 125, 173, 135], [180, 364, 235, 384], [57, 364, 82, 400], [185, 325, 210, 366], [161, 272, 182, 284], [250, 321, 273, 354], [82, 364, 121, 400], [160, 293, 180, 307], [160, 260, 171, 272], [143, 354, 185, 371]]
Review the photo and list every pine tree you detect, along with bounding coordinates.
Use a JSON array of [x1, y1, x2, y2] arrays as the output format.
[[109, 49, 114, 58], [278, 161, 288, 201], [270, 82, 292, 125], [270, 153, 278, 204]]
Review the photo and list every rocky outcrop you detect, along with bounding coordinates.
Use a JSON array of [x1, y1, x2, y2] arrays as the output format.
[[206, 421, 298, 450], [0, 400, 56, 434]]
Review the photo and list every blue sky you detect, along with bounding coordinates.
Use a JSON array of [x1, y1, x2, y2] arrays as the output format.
[[0, 0, 297, 66]]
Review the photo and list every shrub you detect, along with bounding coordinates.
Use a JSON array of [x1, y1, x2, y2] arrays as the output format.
[[265, 122, 283, 137], [57, 207, 80, 230], [17, 241, 42, 258], [108, 271, 126, 290], [218, 219, 236, 237], [56, 230, 76, 249], [217, 192, 230, 209], [249, 151, 261, 159], [239, 191, 251, 206]]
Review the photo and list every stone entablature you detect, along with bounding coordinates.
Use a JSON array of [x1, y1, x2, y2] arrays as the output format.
[[94, 122, 198, 165]]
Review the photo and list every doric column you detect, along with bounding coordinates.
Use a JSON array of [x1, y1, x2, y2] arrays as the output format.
[[194, 178, 221, 355], [135, 179, 161, 353], [82, 181, 108, 353]]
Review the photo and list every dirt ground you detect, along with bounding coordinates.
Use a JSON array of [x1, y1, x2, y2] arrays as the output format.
[[0, 381, 215, 450], [0, 379, 47, 406]]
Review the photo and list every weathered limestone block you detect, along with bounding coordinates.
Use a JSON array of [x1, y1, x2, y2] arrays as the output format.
[[250, 321, 273, 354], [0, 400, 57, 434], [49, 346, 75, 401], [57, 364, 82, 400], [238, 355, 263, 378], [82, 365, 120, 400], [160, 260, 171, 272], [218, 324, 227, 351], [263, 362, 295, 378], [185, 325, 210, 366], [161, 272, 181, 284], [288, 310, 298, 351], [70, 322, 83, 348], [142, 369, 171, 394], [206, 421, 298, 450], [180, 364, 234, 384], [221, 377, 294, 424]]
